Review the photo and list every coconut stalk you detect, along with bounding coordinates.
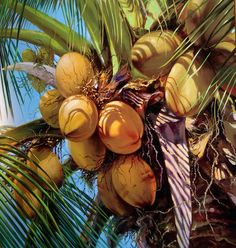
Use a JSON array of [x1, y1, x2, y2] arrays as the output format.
[[5, 62, 57, 87], [0, 29, 67, 56]]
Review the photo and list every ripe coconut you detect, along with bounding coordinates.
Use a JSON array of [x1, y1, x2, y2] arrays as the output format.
[[39, 89, 64, 128], [165, 50, 215, 117], [27, 146, 64, 189], [22, 49, 36, 62], [210, 32, 236, 68], [112, 155, 157, 208], [131, 30, 182, 78], [97, 168, 133, 216], [68, 133, 106, 171], [98, 101, 144, 154], [13, 173, 43, 218], [55, 52, 94, 97], [59, 95, 98, 142], [178, 0, 233, 47], [210, 33, 236, 97]]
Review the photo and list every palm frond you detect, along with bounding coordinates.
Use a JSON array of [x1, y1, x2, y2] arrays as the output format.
[[98, 0, 133, 73], [143, 0, 167, 30], [0, 140, 118, 247], [0, 39, 32, 119], [0, 118, 62, 146], [0, 0, 93, 116], [1, 0, 91, 54], [118, 0, 146, 29], [76, 0, 104, 64], [0, 29, 67, 56]]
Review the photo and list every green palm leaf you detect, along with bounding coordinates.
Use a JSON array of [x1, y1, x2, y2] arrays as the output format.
[[118, 0, 146, 29], [143, 0, 165, 30], [1, 0, 91, 54], [98, 0, 133, 73], [0, 119, 62, 146], [76, 0, 104, 64], [0, 29, 67, 56], [0, 142, 118, 247]]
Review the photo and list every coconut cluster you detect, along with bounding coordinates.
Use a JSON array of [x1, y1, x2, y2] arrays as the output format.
[[132, 29, 228, 117], [130, 0, 235, 145], [18, 0, 236, 218], [36, 51, 157, 215], [13, 146, 64, 218]]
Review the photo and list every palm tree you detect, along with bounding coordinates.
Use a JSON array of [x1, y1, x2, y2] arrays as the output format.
[[0, 0, 236, 247]]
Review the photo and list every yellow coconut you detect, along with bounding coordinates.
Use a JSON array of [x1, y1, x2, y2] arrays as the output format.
[[112, 155, 157, 208], [97, 168, 133, 216], [68, 133, 106, 171], [165, 50, 215, 117], [211, 33, 236, 68], [59, 95, 98, 142], [131, 30, 182, 78], [178, 0, 233, 47], [55, 52, 94, 97], [13, 173, 43, 218], [39, 89, 64, 128], [214, 33, 235, 53], [210, 33, 236, 97], [98, 101, 144, 154], [27, 146, 64, 189], [22, 49, 36, 62]]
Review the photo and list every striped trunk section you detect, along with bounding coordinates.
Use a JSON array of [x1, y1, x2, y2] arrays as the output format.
[[151, 107, 192, 248], [121, 90, 192, 247]]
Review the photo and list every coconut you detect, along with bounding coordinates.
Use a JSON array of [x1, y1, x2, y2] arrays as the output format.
[[98, 101, 144, 154], [211, 33, 236, 68], [39, 89, 64, 128], [13, 173, 43, 218], [68, 133, 106, 171], [22, 49, 36, 62], [55, 52, 94, 97], [178, 0, 234, 47], [111, 155, 157, 208], [131, 30, 182, 78], [165, 50, 215, 116], [59, 95, 98, 142], [27, 146, 64, 189], [97, 167, 133, 216], [210, 33, 236, 97]]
